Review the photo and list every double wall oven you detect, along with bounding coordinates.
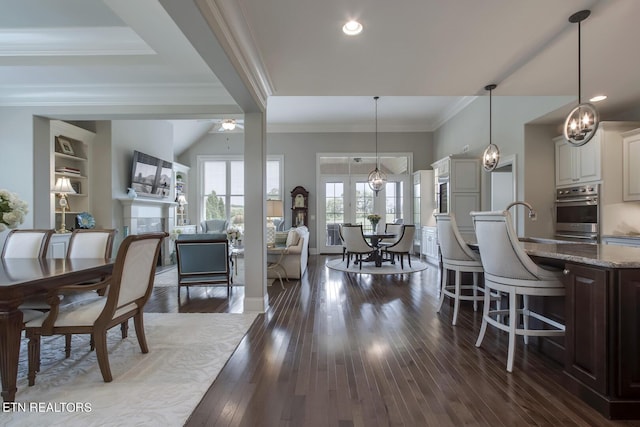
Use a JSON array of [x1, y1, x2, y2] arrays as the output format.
[[555, 184, 599, 242]]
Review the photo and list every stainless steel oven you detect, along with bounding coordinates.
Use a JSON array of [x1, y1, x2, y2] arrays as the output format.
[[555, 184, 599, 242]]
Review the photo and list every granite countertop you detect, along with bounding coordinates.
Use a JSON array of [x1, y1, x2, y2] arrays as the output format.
[[601, 234, 640, 241], [521, 241, 640, 269]]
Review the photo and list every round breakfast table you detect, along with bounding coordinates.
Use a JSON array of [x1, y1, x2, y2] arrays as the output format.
[[361, 232, 397, 267]]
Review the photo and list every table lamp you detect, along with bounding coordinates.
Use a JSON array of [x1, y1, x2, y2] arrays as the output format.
[[266, 199, 283, 245], [176, 194, 188, 225], [53, 177, 76, 233]]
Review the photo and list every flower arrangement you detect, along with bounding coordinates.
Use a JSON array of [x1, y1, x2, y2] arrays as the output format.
[[366, 214, 381, 223], [226, 226, 243, 241], [0, 189, 28, 232]]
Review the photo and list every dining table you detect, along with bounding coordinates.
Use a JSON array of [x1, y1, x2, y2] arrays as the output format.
[[0, 257, 114, 402], [362, 232, 397, 267]]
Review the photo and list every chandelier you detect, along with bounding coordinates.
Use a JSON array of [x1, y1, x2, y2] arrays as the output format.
[[563, 10, 599, 146], [482, 84, 499, 172], [221, 119, 236, 131], [368, 96, 387, 195]]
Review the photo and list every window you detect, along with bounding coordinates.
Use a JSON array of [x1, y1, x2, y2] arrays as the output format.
[[199, 156, 283, 231]]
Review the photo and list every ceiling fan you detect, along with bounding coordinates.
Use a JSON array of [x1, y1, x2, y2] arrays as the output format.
[[207, 118, 245, 133]]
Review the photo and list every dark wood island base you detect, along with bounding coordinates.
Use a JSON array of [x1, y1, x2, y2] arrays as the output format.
[[525, 243, 640, 420]]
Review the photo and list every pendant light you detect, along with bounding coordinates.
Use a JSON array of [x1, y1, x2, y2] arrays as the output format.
[[368, 96, 387, 195], [563, 9, 599, 146], [482, 84, 499, 172]]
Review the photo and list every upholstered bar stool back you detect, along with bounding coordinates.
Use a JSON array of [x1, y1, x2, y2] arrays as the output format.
[[471, 210, 565, 372], [434, 214, 486, 326]]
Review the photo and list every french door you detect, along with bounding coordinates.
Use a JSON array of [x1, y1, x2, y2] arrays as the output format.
[[317, 175, 409, 253]]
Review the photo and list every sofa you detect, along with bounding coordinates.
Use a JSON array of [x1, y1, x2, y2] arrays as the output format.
[[268, 226, 309, 279]]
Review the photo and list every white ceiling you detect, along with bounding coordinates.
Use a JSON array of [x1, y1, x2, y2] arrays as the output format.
[[2, 0, 640, 155]]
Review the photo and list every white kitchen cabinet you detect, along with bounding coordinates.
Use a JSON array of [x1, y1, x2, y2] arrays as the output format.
[[622, 128, 640, 201], [554, 134, 601, 187], [421, 226, 439, 265], [431, 156, 480, 238]]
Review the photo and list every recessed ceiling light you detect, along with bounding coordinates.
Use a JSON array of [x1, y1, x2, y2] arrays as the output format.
[[342, 20, 363, 36], [590, 95, 607, 103]]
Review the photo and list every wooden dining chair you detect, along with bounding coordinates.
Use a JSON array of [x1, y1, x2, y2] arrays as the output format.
[[1, 229, 54, 259], [1, 230, 55, 328], [25, 232, 167, 386]]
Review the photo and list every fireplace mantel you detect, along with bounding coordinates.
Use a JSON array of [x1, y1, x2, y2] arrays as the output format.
[[119, 197, 176, 265]]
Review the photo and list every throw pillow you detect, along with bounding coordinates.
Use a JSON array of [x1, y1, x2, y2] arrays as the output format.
[[286, 229, 300, 247], [275, 232, 288, 246]]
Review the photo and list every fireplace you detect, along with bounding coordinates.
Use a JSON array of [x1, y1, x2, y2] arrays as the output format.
[[120, 198, 176, 266]]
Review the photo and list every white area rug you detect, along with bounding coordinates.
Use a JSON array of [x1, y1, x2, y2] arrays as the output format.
[[6, 312, 257, 426], [326, 256, 428, 274]]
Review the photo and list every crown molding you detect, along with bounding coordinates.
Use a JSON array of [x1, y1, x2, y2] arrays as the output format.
[[431, 96, 477, 130], [0, 83, 235, 107], [0, 27, 155, 56], [195, 0, 273, 110], [267, 123, 434, 134]]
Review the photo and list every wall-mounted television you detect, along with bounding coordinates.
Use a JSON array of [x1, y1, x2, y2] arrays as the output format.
[[130, 150, 172, 198]]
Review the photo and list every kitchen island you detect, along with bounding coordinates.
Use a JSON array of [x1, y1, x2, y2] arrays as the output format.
[[516, 241, 640, 420]]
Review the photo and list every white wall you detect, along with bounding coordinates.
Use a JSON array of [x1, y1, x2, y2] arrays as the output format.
[[181, 131, 433, 249], [0, 106, 175, 249], [433, 96, 572, 235], [109, 120, 174, 247]]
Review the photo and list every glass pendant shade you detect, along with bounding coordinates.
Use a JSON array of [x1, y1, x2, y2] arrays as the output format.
[[368, 96, 386, 195], [368, 167, 387, 195], [482, 143, 500, 172], [564, 10, 599, 146], [564, 103, 599, 146], [482, 84, 500, 172]]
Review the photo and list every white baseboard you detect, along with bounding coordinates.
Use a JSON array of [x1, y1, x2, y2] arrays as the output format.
[[244, 294, 269, 312]]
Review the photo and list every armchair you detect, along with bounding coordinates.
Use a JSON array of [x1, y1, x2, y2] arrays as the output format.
[[200, 219, 229, 234], [175, 238, 231, 296]]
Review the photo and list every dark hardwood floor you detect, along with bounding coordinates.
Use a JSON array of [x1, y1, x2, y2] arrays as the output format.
[[145, 255, 639, 427]]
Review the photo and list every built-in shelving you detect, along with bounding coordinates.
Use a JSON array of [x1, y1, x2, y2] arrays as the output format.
[[50, 120, 96, 230], [173, 162, 190, 227]]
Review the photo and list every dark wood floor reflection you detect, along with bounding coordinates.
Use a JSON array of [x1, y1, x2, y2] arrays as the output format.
[[145, 255, 637, 427]]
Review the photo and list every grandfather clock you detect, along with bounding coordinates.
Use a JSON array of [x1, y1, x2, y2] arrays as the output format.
[[290, 186, 309, 227]]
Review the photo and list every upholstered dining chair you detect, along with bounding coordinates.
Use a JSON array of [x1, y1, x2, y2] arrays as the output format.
[[60, 229, 117, 357], [25, 232, 167, 386], [338, 223, 351, 262], [1, 229, 53, 259], [66, 228, 117, 259], [381, 225, 415, 269], [435, 214, 487, 326], [1, 229, 54, 327], [378, 223, 404, 254], [384, 223, 403, 241], [471, 211, 565, 372], [341, 224, 374, 270]]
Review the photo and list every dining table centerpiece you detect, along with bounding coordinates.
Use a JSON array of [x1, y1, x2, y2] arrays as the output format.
[[0, 189, 28, 232], [366, 213, 381, 232]]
